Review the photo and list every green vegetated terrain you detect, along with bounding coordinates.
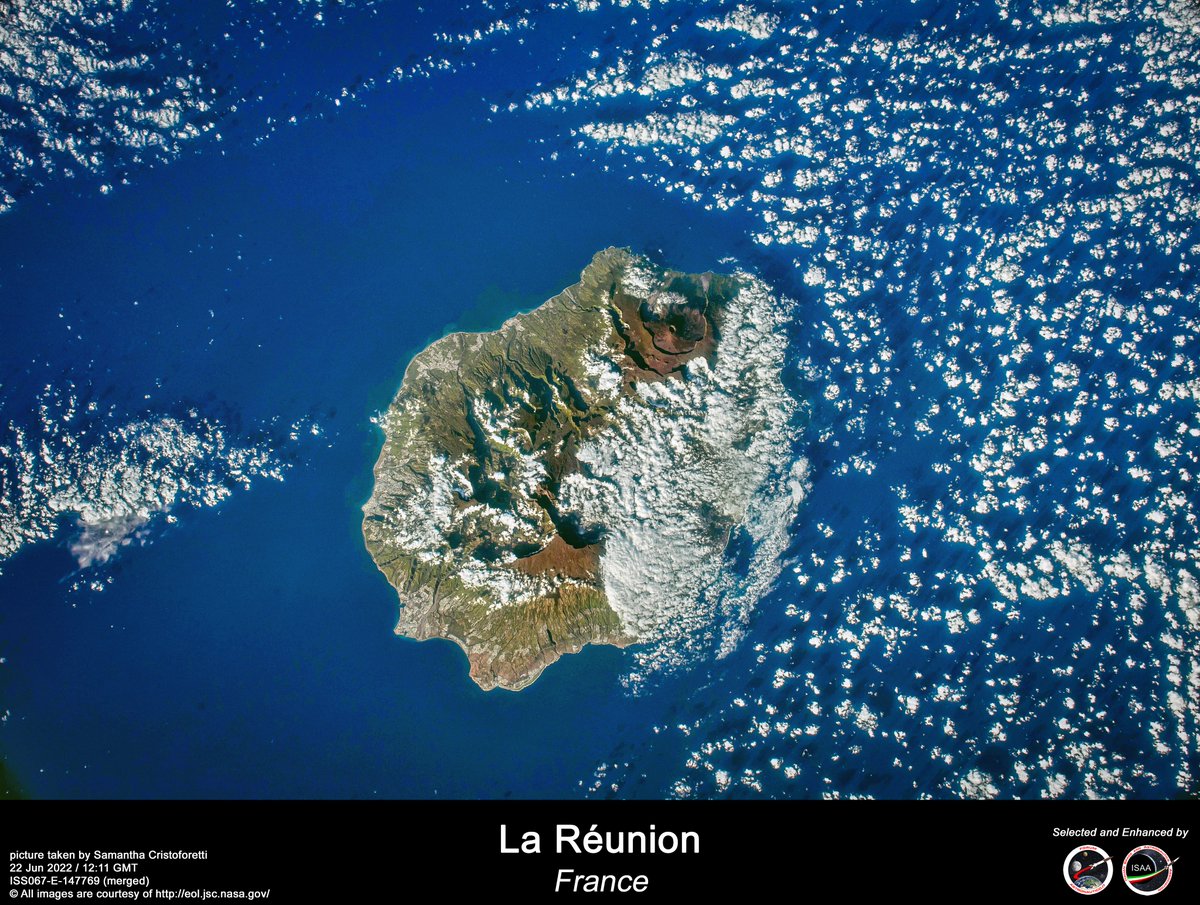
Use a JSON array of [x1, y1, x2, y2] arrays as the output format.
[[363, 247, 740, 690]]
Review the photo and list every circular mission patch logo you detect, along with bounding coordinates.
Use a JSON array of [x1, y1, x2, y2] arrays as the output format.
[[1064, 845, 1113, 895], [1122, 845, 1174, 896]]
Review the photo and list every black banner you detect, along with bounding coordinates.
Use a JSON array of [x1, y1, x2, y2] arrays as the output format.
[[3, 801, 1193, 901]]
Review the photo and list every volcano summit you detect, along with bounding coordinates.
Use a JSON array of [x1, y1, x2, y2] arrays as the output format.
[[363, 248, 801, 690]]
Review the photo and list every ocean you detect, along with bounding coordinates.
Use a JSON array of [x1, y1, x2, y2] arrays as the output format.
[[2, 0, 1198, 799]]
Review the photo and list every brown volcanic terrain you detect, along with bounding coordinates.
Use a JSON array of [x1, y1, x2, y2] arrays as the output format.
[[363, 248, 741, 691], [611, 274, 719, 384]]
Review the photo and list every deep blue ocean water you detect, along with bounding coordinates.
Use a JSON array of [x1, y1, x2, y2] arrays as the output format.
[[0, 20, 754, 797], [2, 0, 1198, 799]]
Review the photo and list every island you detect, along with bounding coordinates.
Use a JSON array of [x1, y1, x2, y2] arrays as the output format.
[[363, 247, 799, 691]]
